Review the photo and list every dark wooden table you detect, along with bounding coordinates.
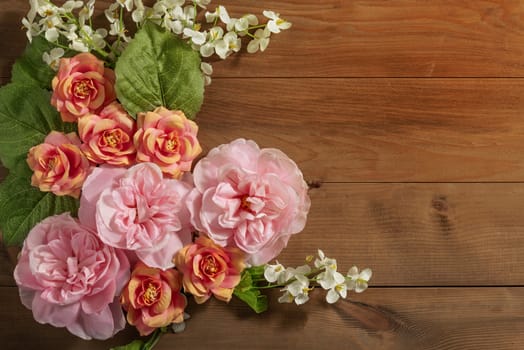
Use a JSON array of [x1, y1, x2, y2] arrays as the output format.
[[2, 1, 524, 349]]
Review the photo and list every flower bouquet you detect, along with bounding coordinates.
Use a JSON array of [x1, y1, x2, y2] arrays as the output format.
[[0, 1, 371, 349]]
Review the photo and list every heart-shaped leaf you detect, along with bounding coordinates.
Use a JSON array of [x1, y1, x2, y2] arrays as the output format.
[[115, 22, 204, 119]]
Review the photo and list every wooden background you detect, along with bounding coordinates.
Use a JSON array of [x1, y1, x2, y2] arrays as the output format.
[[2, 0, 524, 349]]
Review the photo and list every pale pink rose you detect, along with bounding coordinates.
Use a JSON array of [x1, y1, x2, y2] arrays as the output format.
[[174, 236, 245, 304], [78, 102, 137, 166], [79, 162, 193, 270], [13, 213, 130, 340], [134, 107, 202, 179], [121, 262, 187, 336], [51, 53, 116, 122], [27, 131, 91, 198], [187, 139, 311, 265]]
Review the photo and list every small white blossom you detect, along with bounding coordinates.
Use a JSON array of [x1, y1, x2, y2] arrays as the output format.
[[183, 28, 206, 45], [247, 28, 271, 53], [105, 3, 121, 24], [215, 31, 241, 59], [42, 47, 65, 71], [346, 266, 372, 293], [263, 10, 292, 34], [227, 14, 258, 33], [326, 279, 348, 304], [205, 5, 230, 24], [283, 274, 311, 305], [22, 17, 41, 42], [199, 26, 223, 57], [79, 0, 95, 26], [37, 4, 59, 18], [264, 262, 292, 284], [314, 249, 338, 271], [69, 37, 89, 52]]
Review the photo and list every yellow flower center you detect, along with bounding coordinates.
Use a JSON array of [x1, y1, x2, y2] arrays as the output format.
[[102, 129, 123, 148], [166, 138, 178, 151], [47, 156, 57, 171], [73, 79, 94, 99], [143, 283, 159, 305], [203, 255, 219, 275]]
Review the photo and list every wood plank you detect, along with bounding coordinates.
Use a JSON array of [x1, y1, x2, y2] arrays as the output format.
[[3, 78, 524, 182], [198, 78, 524, 182], [2, 183, 524, 287], [1, 286, 523, 350], [3, 0, 524, 80]]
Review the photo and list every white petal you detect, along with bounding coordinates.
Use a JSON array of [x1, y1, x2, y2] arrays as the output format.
[[278, 292, 294, 304], [326, 289, 340, 304], [200, 62, 213, 75], [347, 266, 359, 278], [218, 6, 230, 23], [247, 39, 259, 54], [45, 28, 59, 42], [246, 14, 258, 25], [259, 38, 270, 52], [294, 294, 309, 305], [355, 280, 368, 293], [267, 20, 281, 34], [360, 268, 373, 282], [279, 21, 292, 30], [263, 10, 277, 20]]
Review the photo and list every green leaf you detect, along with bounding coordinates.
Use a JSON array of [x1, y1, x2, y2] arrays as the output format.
[[0, 172, 79, 246], [11, 36, 72, 89], [111, 329, 163, 350], [0, 83, 74, 174], [233, 268, 269, 314], [115, 21, 204, 119]]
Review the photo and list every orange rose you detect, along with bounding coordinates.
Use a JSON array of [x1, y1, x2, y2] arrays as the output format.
[[120, 262, 187, 336], [78, 102, 137, 166], [174, 236, 245, 304], [134, 107, 201, 178], [51, 53, 116, 122], [27, 131, 90, 198]]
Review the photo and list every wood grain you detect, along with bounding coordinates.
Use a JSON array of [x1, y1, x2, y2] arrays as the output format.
[[3, 0, 524, 80], [2, 286, 523, 350], [198, 78, 524, 182]]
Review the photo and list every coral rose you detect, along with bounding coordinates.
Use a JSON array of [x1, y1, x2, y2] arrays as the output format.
[[13, 213, 130, 340], [134, 107, 201, 179], [51, 52, 116, 122], [187, 139, 311, 265], [121, 262, 187, 336], [78, 162, 193, 270], [27, 131, 91, 198], [174, 236, 245, 304], [78, 102, 137, 166]]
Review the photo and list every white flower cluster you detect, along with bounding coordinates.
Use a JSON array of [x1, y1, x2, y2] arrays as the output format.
[[23, 0, 112, 65], [264, 250, 372, 306], [22, 0, 292, 73]]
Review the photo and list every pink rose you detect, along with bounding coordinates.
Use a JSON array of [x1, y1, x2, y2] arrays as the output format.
[[120, 262, 187, 336], [174, 236, 245, 304], [51, 53, 116, 122], [78, 102, 137, 166], [27, 131, 91, 198], [79, 162, 193, 270], [134, 107, 201, 179], [13, 213, 130, 340], [187, 139, 311, 265]]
